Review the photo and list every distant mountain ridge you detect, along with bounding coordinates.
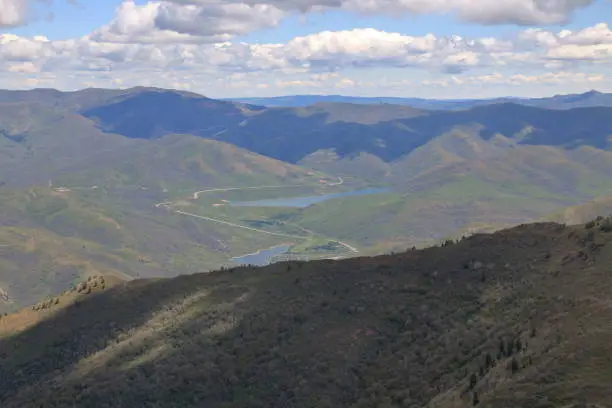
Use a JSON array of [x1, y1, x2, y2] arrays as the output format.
[[225, 89, 612, 110], [224, 94, 509, 109], [38, 87, 610, 164]]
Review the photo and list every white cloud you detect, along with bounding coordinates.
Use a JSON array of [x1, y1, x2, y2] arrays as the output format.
[[0, 0, 29, 27], [547, 43, 612, 60], [519, 22, 612, 61], [89, 1, 286, 44], [0, 33, 47, 60], [6, 61, 39, 72], [4, 23, 612, 76], [520, 23, 612, 47], [168, 0, 595, 25], [0, 0, 78, 27], [257, 29, 513, 73], [421, 71, 606, 87], [1, 11, 612, 99], [276, 79, 319, 88]]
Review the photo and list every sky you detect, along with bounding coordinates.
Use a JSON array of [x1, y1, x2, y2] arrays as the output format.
[[0, 0, 611, 99]]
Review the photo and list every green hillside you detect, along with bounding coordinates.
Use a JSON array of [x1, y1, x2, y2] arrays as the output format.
[[0, 129, 339, 313], [294, 131, 612, 252]]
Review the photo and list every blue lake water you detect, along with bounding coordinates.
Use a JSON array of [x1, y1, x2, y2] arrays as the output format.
[[229, 187, 390, 208], [230, 244, 291, 266]]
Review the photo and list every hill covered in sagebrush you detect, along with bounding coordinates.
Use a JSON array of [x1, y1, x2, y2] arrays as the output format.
[[2, 218, 612, 407]]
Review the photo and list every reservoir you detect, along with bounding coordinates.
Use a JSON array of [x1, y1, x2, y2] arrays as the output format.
[[230, 244, 292, 266], [229, 187, 390, 208]]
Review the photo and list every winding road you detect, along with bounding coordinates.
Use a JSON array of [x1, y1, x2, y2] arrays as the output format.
[[154, 178, 359, 255], [192, 184, 311, 200], [174, 210, 310, 240]]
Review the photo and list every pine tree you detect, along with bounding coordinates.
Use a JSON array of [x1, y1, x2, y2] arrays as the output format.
[[510, 357, 519, 374], [469, 373, 478, 390], [473, 392, 480, 406]]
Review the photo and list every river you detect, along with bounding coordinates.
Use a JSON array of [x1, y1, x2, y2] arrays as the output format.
[[230, 244, 292, 266]]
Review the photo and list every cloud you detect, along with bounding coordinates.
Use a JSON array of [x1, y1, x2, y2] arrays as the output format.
[[3, 24, 612, 78], [519, 22, 612, 60], [167, 0, 595, 25], [255, 28, 512, 73], [89, 1, 286, 44], [520, 23, 612, 47], [421, 71, 605, 87], [1, 16, 611, 99], [0, 0, 29, 27], [0, 0, 81, 28]]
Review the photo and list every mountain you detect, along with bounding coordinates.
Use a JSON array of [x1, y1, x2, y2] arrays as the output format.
[[80, 95, 612, 163], [0, 100, 333, 313], [251, 102, 612, 162], [81, 88, 265, 141], [223, 94, 487, 109], [520, 89, 612, 110], [0, 86, 207, 112], [2, 219, 612, 407], [73, 88, 612, 252], [226, 90, 612, 110], [5, 86, 612, 313], [295, 131, 612, 251], [3, 88, 612, 165]]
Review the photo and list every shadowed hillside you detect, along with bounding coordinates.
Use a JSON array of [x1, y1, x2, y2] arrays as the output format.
[[10, 87, 604, 164], [92, 97, 612, 163], [2, 219, 612, 407]]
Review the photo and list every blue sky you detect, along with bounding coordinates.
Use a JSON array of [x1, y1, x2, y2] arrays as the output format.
[[1, 0, 611, 98]]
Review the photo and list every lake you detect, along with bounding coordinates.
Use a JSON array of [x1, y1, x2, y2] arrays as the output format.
[[229, 187, 390, 208], [230, 244, 292, 266]]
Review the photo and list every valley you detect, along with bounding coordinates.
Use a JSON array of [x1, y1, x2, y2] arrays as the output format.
[[0, 164, 391, 312], [3, 87, 612, 315], [134, 179, 381, 264]]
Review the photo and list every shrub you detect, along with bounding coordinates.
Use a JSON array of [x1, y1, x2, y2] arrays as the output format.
[[600, 218, 612, 233], [510, 357, 519, 374], [469, 373, 478, 389], [585, 230, 596, 242]]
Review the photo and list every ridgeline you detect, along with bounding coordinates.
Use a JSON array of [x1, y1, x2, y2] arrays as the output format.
[[2, 218, 612, 407]]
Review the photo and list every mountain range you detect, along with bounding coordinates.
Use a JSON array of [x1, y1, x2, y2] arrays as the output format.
[[80, 90, 612, 163], [226, 89, 612, 110], [2, 86, 612, 314]]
